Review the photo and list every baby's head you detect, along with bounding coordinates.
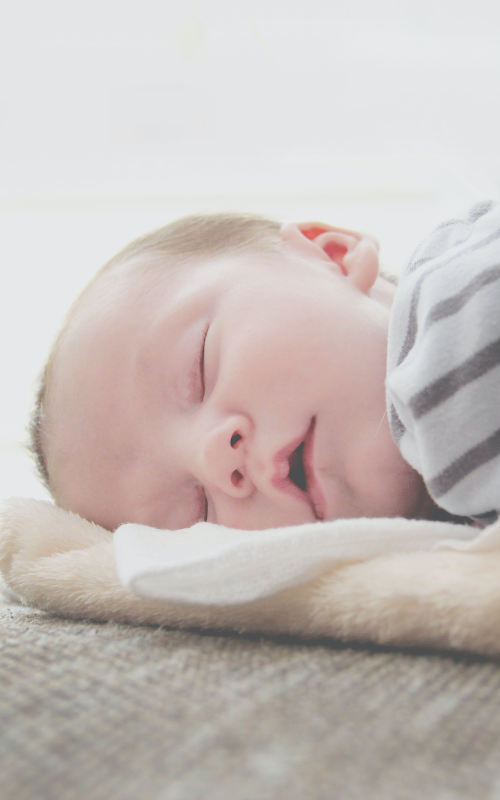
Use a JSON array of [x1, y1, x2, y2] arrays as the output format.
[[30, 213, 429, 531]]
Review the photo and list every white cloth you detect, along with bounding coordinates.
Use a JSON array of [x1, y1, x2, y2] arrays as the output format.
[[386, 200, 500, 522], [114, 517, 475, 605]]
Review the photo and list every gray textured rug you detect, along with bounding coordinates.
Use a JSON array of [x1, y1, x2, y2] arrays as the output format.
[[1, 602, 500, 800]]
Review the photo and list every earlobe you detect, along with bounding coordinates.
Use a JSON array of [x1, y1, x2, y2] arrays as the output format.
[[280, 221, 380, 294]]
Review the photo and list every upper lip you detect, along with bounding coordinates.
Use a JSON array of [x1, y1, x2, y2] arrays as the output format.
[[271, 418, 325, 520]]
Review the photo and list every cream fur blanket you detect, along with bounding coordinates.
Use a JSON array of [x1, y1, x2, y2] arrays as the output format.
[[2, 497, 500, 656]]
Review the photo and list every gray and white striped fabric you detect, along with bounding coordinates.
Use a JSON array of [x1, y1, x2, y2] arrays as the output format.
[[386, 200, 500, 523]]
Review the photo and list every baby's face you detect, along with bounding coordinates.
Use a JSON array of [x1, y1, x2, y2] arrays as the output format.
[[46, 224, 428, 531]]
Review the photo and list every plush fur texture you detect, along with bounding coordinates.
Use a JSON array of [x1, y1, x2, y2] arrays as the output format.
[[2, 498, 500, 656]]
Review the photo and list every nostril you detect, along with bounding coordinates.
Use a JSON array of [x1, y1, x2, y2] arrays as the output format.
[[231, 469, 244, 487], [230, 432, 242, 448]]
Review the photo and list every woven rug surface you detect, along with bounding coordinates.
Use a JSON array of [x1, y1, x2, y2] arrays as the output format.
[[2, 602, 500, 800]]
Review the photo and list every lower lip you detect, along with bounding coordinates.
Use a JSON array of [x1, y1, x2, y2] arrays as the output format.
[[302, 418, 326, 521]]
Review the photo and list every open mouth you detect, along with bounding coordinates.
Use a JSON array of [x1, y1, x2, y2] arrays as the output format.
[[272, 418, 325, 520], [288, 442, 307, 491]]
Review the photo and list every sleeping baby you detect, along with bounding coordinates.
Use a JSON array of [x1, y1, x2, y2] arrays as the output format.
[[29, 201, 500, 533]]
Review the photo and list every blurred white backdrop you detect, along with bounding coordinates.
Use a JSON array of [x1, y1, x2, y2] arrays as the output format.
[[1, 0, 500, 501]]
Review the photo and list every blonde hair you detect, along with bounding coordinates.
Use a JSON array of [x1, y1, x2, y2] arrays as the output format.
[[27, 213, 282, 494]]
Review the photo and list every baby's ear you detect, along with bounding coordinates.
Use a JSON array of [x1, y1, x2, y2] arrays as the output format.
[[280, 221, 379, 294]]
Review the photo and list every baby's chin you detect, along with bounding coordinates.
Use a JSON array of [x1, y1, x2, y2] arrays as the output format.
[[337, 433, 432, 522], [391, 466, 434, 521], [355, 458, 433, 522]]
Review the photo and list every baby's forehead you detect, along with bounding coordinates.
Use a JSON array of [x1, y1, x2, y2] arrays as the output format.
[[79, 260, 163, 319], [46, 267, 152, 414], [44, 270, 152, 497], [58, 260, 174, 353]]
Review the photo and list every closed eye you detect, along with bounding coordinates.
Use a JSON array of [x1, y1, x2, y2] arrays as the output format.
[[199, 324, 209, 519], [199, 324, 209, 400], [187, 323, 210, 404]]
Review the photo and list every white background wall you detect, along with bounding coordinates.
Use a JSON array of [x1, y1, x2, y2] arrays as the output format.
[[1, 0, 500, 502]]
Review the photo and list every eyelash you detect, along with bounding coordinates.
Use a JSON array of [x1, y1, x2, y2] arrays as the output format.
[[199, 324, 209, 400], [199, 324, 209, 521]]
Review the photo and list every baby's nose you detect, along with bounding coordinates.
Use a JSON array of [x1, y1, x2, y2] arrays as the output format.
[[200, 415, 254, 498]]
